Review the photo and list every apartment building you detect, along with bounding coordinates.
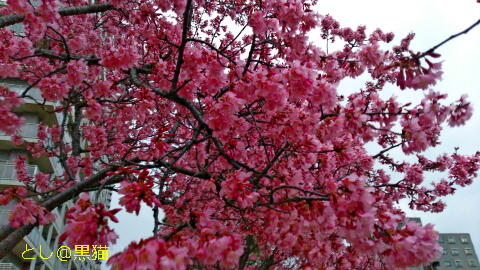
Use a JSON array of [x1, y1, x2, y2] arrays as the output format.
[[0, 6, 112, 269], [408, 218, 479, 270], [436, 233, 479, 270], [0, 80, 113, 270]]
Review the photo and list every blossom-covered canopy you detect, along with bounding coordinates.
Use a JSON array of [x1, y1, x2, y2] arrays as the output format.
[[0, 0, 478, 269]]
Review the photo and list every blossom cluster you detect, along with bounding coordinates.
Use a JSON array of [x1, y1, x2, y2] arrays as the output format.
[[118, 170, 161, 215], [0, 186, 55, 228], [59, 193, 120, 247]]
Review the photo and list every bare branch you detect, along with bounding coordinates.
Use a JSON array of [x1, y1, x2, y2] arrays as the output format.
[[420, 18, 480, 57]]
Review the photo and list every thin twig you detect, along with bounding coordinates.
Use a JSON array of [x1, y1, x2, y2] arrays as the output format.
[[421, 18, 480, 57]]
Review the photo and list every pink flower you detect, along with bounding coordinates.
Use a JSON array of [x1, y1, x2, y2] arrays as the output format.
[[79, 156, 94, 177], [66, 60, 88, 85], [0, 63, 20, 78], [100, 47, 140, 69], [0, 87, 23, 135], [14, 155, 31, 184], [108, 238, 189, 270], [0, 187, 27, 205], [195, 234, 244, 268], [358, 42, 384, 66], [93, 81, 113, 97], [59, 193, 120, 246], [384, 222, 441, 268], [38, 0, 59, 24], [250, 11, 267, 34], [67, 34, 88, 51], [118, 170, 161, 215], [405, 164, 423, 185], [220, 172, 259, 208], [24, 12, 47, 41], [11, 134, 24, 145], [35, 172, 50, 192], [448, 95, 473, 127], [9, 199, 55, 227], [38, 76, 69, 101], [85, 98, 103, 121], [7, 0, 30, 14]]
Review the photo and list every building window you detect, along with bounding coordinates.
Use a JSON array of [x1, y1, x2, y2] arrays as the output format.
[[465, 248, 473, 255], [455, 260, 462, 267], [18, 113, 40, 138], [461, 237, 469, 244], [443, 249, 448, 255], [0, 263, 15, 270], [439, 236, 444, 243], [448, 237, 456, 244], [443, 261, 452, 267], [0, 151, 36, 180], [452, 248, 460, 255], [468, 260, 477, 267], [0, 113, 39, 138], [0, 151, 27, 162]]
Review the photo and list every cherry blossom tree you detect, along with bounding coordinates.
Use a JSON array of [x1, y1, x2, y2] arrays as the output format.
[[1, 0, 479, 269]]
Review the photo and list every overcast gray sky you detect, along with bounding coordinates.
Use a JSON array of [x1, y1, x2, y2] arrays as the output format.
[[107, 0, 480, 267]]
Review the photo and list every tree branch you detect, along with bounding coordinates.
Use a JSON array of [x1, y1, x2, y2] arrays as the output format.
[[0, 166, 119, 258], [171, 0, 194, 91], [420, 18, 480, 57], [242, 35, 256, 76], [0, 3, 115, 28]]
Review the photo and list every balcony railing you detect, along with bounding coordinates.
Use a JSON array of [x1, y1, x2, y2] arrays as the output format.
[[0, 80, 43, 100], [0, 123, 38, 139], [26, 228, 56, 270], [0, 161, 37, 182], [0, 262, 21, 270]]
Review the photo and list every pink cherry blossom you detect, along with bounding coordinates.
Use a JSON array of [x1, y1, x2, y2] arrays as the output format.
[[9, 199, 55, 227], [118, 170, 161, 215], [59, 193, 120, 246], [0, 86, 23, 135], [6, 0, 30, 14]]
